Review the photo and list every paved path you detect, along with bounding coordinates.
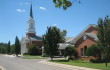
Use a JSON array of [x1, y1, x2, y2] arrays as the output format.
[[0, 54, 99, 70]]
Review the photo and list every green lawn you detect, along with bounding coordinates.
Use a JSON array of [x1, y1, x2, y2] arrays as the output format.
[[50, 59, 110, 70], [22, 55, 47, 59]]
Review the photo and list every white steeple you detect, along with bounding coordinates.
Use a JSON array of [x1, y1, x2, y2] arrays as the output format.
[[26, 4, 36, 33]]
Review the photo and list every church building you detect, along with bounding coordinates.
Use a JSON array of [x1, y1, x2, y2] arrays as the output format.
[[21, 4, 43, 55], [72, 24, 98, 57]]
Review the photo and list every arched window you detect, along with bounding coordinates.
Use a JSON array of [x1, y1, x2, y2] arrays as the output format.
[[84, 46, 87, 56]]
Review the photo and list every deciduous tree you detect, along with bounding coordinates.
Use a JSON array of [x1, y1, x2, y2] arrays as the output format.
[[97, 16, 110, 67], [43, 26, 66, 60]]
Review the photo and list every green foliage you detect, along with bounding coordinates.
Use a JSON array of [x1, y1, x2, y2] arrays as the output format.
[[97, 16, 110, 66], [90, 59, 105, 63], [86, 44, 101, 59], [28, 44, 38, 55], [53, 0, 72, 10], [43, 26, 67, 60], [11, 44, 15, 54], [64, 45, 77, 60], [15, 36, 20, 56], [7, 41, 11, 54], [0, 42, 7, 54]]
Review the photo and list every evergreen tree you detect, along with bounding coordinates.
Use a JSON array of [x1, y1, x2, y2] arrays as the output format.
[[97, 16, 110, 67], [15, 36, 20, 57], [43, 26, 66, 60], [7, 41, 11, 54]]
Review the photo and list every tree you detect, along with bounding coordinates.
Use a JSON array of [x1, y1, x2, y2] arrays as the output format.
[[15, 36, 20, 57], [97, 16, 110, 67], [7, 41, 11, 54], [86, 44, 101, 59], [43, 26, 66, 60], [0, 42, 7, 54], [28, 44, 38, 55], [64, 45, 76, 60], [11, 44, 15, 54], [53, 0, 80, 10]]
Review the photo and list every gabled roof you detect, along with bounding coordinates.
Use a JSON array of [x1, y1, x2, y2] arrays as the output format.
[[72, 24, 97, 43], [65, 37, 74, 43], [21, 35, 42, 43], [85, 33, 98, 41]]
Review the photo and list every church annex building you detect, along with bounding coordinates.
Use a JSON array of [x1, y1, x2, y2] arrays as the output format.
[[21, 4, 98, 57]]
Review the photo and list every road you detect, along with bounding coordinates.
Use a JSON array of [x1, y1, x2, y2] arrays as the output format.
[[0, 55, 70, 70]]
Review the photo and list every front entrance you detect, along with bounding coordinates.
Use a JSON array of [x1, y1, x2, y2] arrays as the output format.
[[80, 45, 87, 57]]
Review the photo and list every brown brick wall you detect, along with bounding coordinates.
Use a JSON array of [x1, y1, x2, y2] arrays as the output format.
[[75, 26, 98, 57], [26, 33, 36, 37], [75, 36, 97, 56]]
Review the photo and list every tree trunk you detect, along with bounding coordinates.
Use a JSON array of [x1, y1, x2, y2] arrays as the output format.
[[51, 55, 53, 61], [105, 61, 107, 67], [16, 54, 18, 57]]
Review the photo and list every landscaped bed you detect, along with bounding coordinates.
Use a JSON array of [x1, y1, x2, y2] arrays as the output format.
[[50, 59, 110, 70]]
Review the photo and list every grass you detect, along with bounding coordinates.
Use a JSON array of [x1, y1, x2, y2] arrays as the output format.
[[22, 55, 47, 59], [50, 59, 110, 70]]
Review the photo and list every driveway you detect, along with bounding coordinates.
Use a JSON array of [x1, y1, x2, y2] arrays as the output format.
[[0, 54, 99, 70]]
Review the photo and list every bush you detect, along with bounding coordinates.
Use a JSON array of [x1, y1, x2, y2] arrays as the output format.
[[64, 45, 77, 60], [90, 59, 105, 63], [28, 44, 38, 55], [86, 44, 101, 59]]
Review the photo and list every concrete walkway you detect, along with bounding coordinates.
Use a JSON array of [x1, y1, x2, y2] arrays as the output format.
[[38, 60, 100, 70]]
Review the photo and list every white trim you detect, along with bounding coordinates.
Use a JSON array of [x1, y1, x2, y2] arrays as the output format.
[[72, 24, 97, 43]]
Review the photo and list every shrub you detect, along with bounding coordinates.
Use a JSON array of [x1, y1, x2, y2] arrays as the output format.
[[86, 44, 101, 59], [28, 44, 38, 55], [90, 59, 105, 63], [64, 45, 78, 60]]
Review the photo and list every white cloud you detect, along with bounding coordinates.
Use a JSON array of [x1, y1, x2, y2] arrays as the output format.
[[52, 24, 57, 27], [39, 7, 46, 10], [16, 9, 26, 13], [19, 2, 29, 5]]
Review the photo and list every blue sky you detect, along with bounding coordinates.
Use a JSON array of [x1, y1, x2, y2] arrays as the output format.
[[0, 0, 110, 44]]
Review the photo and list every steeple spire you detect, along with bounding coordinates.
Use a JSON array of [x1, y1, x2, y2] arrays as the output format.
[[30, 3, 33, 18]]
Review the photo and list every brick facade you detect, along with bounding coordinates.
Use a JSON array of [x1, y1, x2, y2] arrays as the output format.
[[74, 25, 98, 57]]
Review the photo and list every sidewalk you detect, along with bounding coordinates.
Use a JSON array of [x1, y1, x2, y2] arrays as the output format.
[[38, 60, 100, 70]]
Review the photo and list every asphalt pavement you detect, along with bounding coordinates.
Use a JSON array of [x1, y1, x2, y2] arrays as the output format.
[[0, 55, 99, 70], [0, 54, 70, 70]]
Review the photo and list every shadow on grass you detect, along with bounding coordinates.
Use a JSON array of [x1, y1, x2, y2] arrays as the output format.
[[50, 60, 69, 62]]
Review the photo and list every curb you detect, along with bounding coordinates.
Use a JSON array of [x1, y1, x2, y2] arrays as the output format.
[[0, 65, 6, 70], [38, 60, 100, 70]]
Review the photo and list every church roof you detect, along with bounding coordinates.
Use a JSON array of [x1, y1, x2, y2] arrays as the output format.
[[65, 37, 74, 43], [72, 24, 97, 43], [21, 36, 42, 43], [29, 36, 42, 41], [85, 33, 98, 41]]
